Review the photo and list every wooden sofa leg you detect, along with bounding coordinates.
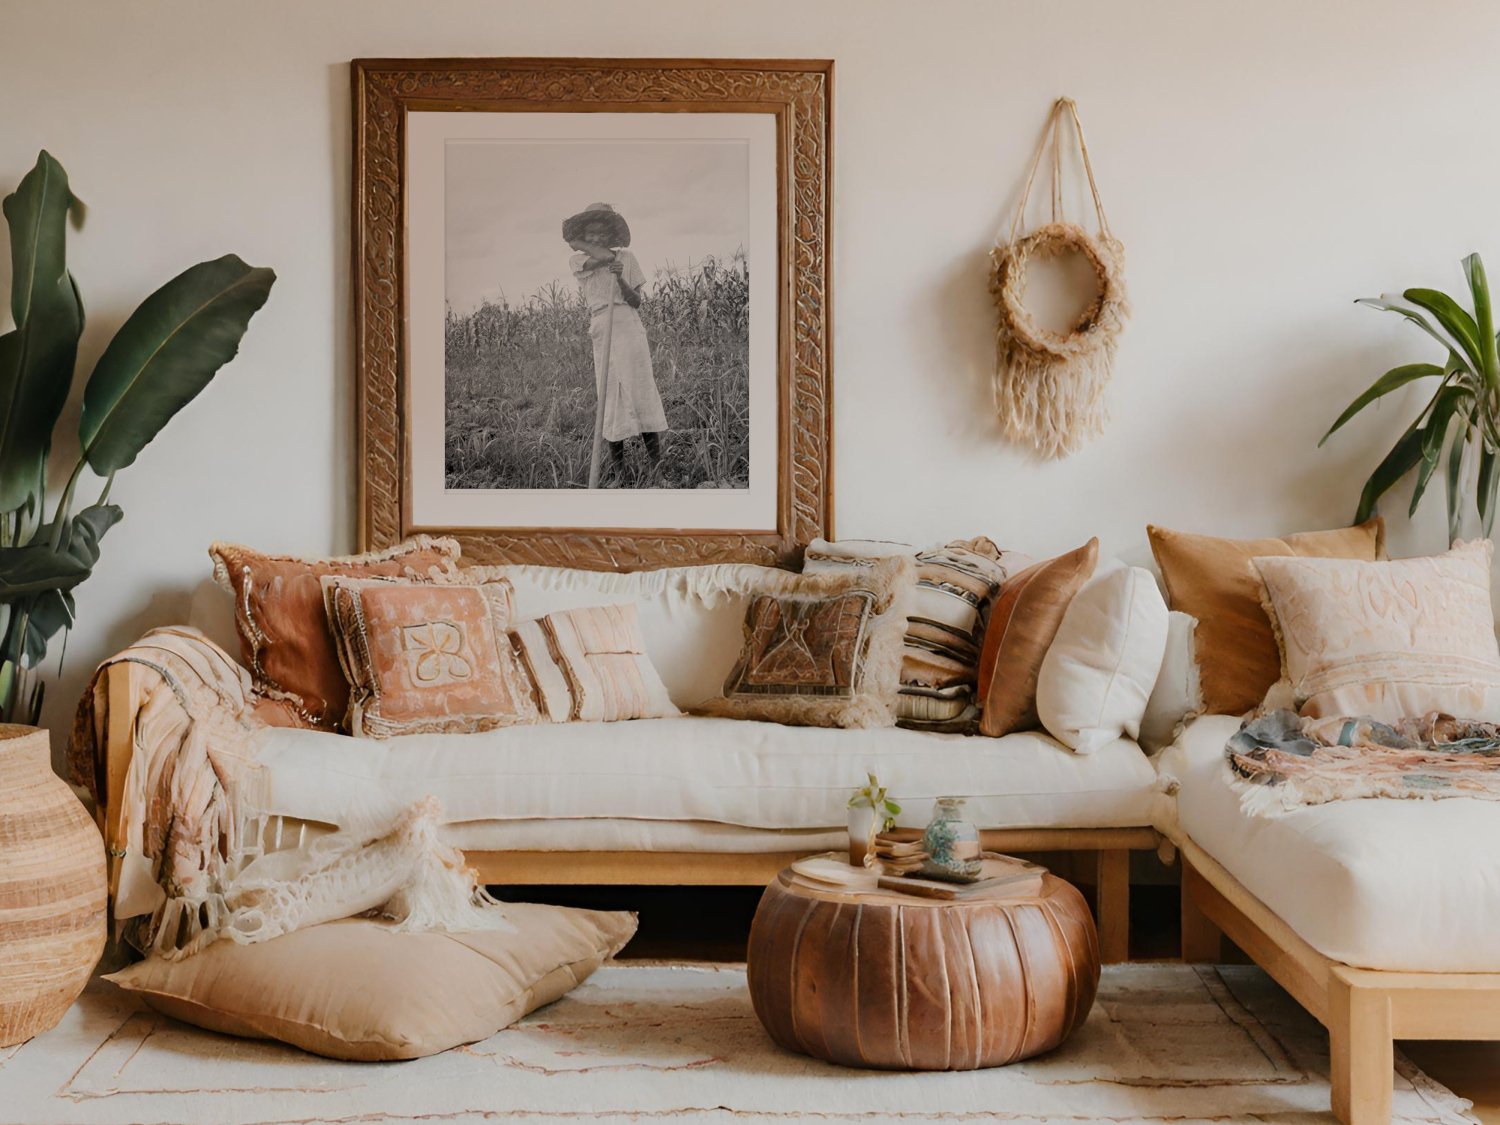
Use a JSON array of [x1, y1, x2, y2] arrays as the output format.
[[1328, 968, 1393, 1125], [1179, 858, 1224, 963], [1094, 848, 1129, 964]]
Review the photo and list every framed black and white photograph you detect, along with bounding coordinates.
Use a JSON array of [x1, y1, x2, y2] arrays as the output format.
[[353, 58, 833, 569]]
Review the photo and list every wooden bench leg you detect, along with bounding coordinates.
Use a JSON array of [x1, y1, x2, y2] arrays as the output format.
[[1094, 848, 1129, 964], [1329, 968, 1393, 1125], [1179, 858, 1224, 963]]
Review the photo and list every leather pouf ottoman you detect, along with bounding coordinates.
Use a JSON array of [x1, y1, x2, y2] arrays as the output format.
[[747, 866, 1100, 1070]]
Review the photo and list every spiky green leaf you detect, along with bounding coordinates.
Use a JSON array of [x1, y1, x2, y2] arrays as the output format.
[[1404, 287, 1484, 373], [1410, 387, 1469, 517], [1481, 447, 1500, 536], [1355, 421, 1426, 524], [1320, 363, 1443, 446]]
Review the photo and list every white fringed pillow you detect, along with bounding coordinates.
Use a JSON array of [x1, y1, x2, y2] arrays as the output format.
[[1254, 540, 1500, 722], [1036, 564, 1169, 753]]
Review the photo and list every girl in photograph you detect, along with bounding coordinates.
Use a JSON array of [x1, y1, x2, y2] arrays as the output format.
[[563, 202, 667, 484]]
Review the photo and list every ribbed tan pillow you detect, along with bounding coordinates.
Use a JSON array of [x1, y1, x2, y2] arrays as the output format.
[[977, 539, 1099, 738], [1147, 519, 1384, 716], [509, 603, 679, 723], [105, 904, 637, 1061], [1255, 540, 1500, 722]]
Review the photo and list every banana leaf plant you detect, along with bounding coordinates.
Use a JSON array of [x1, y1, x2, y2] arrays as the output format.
[[1323, 253, 1500, 545], [0, 151, 274, 725]]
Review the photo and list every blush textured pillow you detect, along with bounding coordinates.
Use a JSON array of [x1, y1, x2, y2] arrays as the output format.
[[1035, 564, 1169, 754], [1147, 519, 1384, 717], [322, 574, 539, 738], [1254, 540, 1500, 722], [510, 603, 679, 723], [701, 555, 916, 729], [210, 537, 461, 729], [977, 539, 1099, 737], [804, 537, 1027, 731], [105, 904, 637, 1061]]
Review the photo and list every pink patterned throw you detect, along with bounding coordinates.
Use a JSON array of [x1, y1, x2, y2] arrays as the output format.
[[1226, 709, 1500, 816]]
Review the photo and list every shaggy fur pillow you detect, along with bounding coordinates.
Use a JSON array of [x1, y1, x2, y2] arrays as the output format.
[[697, 555, 915, 729]]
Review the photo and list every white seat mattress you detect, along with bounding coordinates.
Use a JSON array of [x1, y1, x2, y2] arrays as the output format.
[[1158, 715, 1500, 972], [249, 716, 1157, 835]]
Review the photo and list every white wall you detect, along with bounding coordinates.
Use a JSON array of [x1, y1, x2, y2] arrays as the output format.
[[2, 0, 1497, 745]]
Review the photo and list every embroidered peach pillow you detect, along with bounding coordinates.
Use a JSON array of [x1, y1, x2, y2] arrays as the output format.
[[1147, 519, 1385, 716], [210, 537, 461, 730], [1254, 540, 1500, 723], [510, 603, 679, 723], [323, 575, 539, 738], [699, 555, 915, 729]]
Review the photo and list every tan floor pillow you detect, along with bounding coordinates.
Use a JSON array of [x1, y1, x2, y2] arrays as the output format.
[[105, 903, 636, 1060]]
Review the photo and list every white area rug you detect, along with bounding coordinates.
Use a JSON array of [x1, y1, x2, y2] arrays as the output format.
[[0, 962, 1475, 1124]]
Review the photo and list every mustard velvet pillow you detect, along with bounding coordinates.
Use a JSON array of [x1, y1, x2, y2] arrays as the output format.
[[322, 574, 539, 737], [1254, 539, 1500, 722], [105, 905, 637, 1061], [1147, 518, 1385, 716]]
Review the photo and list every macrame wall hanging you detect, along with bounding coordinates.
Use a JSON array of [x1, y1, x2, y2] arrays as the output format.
[[991, 97, 1129, 460]]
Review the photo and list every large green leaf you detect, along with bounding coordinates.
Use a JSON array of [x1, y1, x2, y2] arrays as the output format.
[[0, 151, 84, 512], [0, 542, 90, 599], [79, 254, 274, 473], [1404, 287, 1483, 372], [1357, 296, 1474, 371], [1355, 420, 1426, 524], [1320, 362, 1443, 446]]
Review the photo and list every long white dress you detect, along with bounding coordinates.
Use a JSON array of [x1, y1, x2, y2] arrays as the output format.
[[570, 249, 668, 442]]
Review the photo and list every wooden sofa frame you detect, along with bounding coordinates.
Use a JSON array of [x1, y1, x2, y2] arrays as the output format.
[[99, 661, 1156, 963], [1179, 835, 1500, 1125]]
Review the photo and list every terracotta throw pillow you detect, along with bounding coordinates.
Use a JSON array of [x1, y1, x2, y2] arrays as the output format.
[[510, 603, 679, 723], [1147, 518, 1385, 716], [322, 575, 539, 738], [210, 537, 461, 730], [104, 904, 637, 1061], [1254, 540, 1500, 722], [700, 555, 915, 729], [977, 539, 1099, 738]]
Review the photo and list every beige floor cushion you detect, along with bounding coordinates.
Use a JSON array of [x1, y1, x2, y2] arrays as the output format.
[[105, 903, 637, 1060]]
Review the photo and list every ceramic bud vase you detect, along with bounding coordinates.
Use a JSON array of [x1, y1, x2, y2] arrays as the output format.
[[921, 796, 983, 882], [847, 804, 878, 866], [0, 725, 107, 1046]]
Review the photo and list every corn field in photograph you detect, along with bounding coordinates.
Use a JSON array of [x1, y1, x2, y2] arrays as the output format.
[[445, 251, 750, 490]]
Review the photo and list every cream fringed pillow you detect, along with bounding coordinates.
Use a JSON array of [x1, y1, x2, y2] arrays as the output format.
[[1254, 540, 1500, 722], [106, 905, 637, 1061], [510, 603, 679, 723], [699, 555, 916, 729], [322, 574, 539, 738]]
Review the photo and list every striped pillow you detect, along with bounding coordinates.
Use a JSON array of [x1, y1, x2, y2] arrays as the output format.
[[803, 538, 1025, 731], [510, 603, 679, 723]]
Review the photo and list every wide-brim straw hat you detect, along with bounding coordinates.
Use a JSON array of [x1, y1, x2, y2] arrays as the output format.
[[562, 202, 631, 248]]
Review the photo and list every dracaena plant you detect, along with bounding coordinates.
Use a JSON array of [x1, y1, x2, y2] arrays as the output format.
[[1323, 253, 1500, 544], [0, 151, 274, 725]]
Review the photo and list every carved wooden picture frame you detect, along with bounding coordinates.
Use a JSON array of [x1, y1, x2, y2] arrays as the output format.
[[352, 58, 832, 569]]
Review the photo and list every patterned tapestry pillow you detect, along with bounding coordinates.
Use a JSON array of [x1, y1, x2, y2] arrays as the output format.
[[1254, 540, 1500, 723], [1147, 518, 1386, 717], [211, 537, 461, 730], [977, 538, 1099, 738], [803, 538, 1024, 731], [322, 574, 539, 738], [700, 555, 916, 729], [509, 603, 679, 723]]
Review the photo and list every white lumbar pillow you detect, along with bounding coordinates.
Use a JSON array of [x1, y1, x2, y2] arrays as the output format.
[[1036, 564, 1169, 754]]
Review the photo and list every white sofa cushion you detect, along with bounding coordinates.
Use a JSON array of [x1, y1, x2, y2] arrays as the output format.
[[249, 716, 1158, 834], [1158, 714, 1500, 972], [1035, 564, 1168, 754]]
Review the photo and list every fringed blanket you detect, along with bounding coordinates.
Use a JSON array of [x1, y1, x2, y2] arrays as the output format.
[[69, 627, 509, 960], [1227, 708, 1500, 816]]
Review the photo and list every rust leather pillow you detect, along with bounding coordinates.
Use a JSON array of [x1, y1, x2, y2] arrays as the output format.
[[323, 575, 540, 738], [210, 537, 461, 730], [1147, 518, 1385, 716], [977, 538, 1099, 738]]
